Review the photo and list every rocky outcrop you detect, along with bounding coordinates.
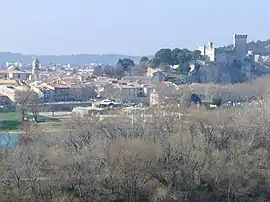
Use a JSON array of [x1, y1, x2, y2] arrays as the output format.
[[175, 55, 256, 84]]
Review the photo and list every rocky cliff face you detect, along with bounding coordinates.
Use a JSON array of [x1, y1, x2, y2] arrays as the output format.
[[197, 63, 245, 84], [176, 54, 255, 84]]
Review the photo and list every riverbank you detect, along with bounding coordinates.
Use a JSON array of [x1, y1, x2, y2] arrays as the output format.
[[0, 132, 20, 147], [0, 112, 60, 131], [0, 131, 21, 134]]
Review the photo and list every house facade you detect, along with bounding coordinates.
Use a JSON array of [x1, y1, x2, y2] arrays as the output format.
[[0, 58, 40, 81], [117, 82, 151, 103], [40, 81, 96, 102]]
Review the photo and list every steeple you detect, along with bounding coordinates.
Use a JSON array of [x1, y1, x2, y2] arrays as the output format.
[[32, 57, 39, 70], [31, 57, 40, 80]]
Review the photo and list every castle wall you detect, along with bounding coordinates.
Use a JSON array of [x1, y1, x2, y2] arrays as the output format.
[[205, 47, 215, 62]]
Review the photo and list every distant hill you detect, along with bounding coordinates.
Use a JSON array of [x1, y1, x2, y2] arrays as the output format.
[[0, 52, 143, 66], [3, 39, 270, 66]]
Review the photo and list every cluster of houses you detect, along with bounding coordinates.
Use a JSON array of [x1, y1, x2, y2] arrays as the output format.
[[0, 61, 198, 113], [0, 53, 232, 116], [0, 33, 264, 115]]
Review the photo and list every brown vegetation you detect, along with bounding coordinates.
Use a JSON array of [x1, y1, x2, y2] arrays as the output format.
[[1, 99, 270, 201], [189, 75, 270, 102]]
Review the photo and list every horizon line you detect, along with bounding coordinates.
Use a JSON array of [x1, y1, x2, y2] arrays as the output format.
[[0, 52, 148, 57]]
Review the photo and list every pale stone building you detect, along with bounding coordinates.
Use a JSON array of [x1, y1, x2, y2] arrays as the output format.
[[100, 81, 152, 103], [0, 85, 40, 103], [72, 106, 109, 117], [41, 81, 96, 102], [30, 58, 40, 81], [117, 82, 151, 103], [198, 42, 215, 62], [147, 67, 161, 77], [0, 66, 32, 81], [0, 58, 40, 81]]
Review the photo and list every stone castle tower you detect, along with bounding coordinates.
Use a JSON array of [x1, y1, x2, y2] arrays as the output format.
[[233, 34, 248, 57], [198, 41, 215, 62], [31, 57, 40, 80]]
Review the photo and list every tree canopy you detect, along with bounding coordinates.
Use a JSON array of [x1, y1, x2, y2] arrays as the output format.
[[154, 48, 173, 65], [117, 58, 135, 72], [115, 58, 135, 76], [139, 56, 150, 65], [150, 48, 201, 73]]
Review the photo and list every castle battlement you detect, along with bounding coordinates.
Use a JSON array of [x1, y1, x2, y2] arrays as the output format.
[[234, 34, 247, 38]]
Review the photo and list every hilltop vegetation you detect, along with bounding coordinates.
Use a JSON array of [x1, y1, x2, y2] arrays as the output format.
[[248, 39, 270, 55], [147, 39, 270, 72], [149, 48, 201, 73]]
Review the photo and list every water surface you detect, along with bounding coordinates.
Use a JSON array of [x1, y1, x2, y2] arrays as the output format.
[[0, 133, 19, 147]]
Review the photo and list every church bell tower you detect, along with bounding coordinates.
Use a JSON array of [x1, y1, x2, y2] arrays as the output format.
[[31, 57, 40, 80]]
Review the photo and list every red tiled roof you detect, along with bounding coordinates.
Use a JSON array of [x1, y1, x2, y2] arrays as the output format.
[[48, 83, 70, 88], [46, 82, 94, 89]]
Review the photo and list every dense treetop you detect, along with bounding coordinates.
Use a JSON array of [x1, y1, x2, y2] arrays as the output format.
[[149, 48, 201, 73]]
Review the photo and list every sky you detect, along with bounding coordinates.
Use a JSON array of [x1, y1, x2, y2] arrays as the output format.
[[0, 0, 269, 56]]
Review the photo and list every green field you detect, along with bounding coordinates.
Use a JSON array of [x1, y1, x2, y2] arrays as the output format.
[[0, 112, 59, 131]]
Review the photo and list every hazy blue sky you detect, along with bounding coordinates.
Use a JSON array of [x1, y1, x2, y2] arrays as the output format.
[[0, 0, 269, 56]]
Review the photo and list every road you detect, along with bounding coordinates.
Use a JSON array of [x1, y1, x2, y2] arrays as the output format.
[[42, 101, 92, 105], [39, 111, 71, 118]]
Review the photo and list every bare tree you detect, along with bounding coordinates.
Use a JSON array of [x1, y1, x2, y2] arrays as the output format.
[[16, 88, 40, 122], [2, 95, 270, 201], [28, 96, 42, 123]]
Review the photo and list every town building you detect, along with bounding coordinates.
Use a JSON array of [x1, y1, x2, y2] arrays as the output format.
[[0, 58, 40, 81], [0, 79, 20, 86], [40, 81, 96, 102], [30, 58, 40, 81], [147, 67, 161, 77], [72, 106, 110, 117], [0, 85, 40, 103], [98, 80, 152, 104], [116, 82, 152, 103], [5, 61, 23, 68]]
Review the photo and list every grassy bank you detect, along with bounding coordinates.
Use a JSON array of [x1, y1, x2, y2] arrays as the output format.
[[0, 112, 59, 131]]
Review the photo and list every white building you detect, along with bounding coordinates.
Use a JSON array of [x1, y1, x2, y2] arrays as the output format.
[[0, 58, 40, 81], [198, 41, 215, 62], [117, 82, 151, 103], [0, 85, 41, 103]]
